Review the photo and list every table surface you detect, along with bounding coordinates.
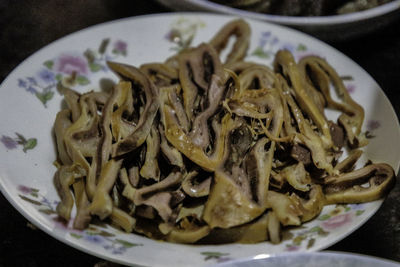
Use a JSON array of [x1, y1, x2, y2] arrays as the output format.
[[0, 1, 399, 266]]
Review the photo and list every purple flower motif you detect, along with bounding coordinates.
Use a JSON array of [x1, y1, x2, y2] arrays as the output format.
[[1, 135, 18, 149], [88, 235, 103, 243], [281, 43, 295, 53], [286, 245, 301, 252], [165, 29, 181, 43], [84, 234, 104, 244], [259, 31, 272, 47], [18, 79, 27, 88], [17, 185, 33, 194], [321, 213, 353, 230], [349, 203, 364, 210], [103, 245, 112, 250], [55, 54, 88, 75], [27, 77, 37, 85], [26, 85, 38, 94], [113, 40, 127, 54], [367, 120, 381, 131], [346, 84, 356, 94], [262, 31, 271, 38], [111, 247, 126, 255], [271, 37, 279, 46], [53, 217, 69, 229], [42, 197, 53, 208], [39, 69, 55, 84]]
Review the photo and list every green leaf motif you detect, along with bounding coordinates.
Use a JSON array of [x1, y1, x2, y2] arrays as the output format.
[[76, 76, 90, 86], [15, 133, 27, 144], [85, 230, 99, 236], [307, 238, 316, 249], [19, 195, 42, 206], [36, 93, 46, 106], [43, 60, 54, 70], [88, 226, 98, 231], [341, 75, 354, 81], [356, 210, 365, 216], [38, 209, 57, 215], [88, 221, 108, 229], [115, 239, 142, 248], [365, 131, 376, 139], [98, 230, 115, 237], [23, 138, 37, 152], [55, 73, 63, 81], [309, 226, 329, 236], [30, 192, 39, 198], [251, 47, 271, 59], [70, 233, 83, 239], [293, 235, 306, 246], [297, 43, 307, 51], [98, 38, 110, 55], [181, 33, 195, 50], [112, 48, 124, 55], [317, 227, 329, 237], [84, 49, 96, 63], [36, 91, 54, 106], [201, 251, 229, 261], [169, 47, 180, 53], [309, 226, 321, 233], [45, 91, 54, 100], [89, 62, 102, 72], [318, 214, 330, 221]]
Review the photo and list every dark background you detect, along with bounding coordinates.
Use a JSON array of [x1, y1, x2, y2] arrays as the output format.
[[0, 1, 399, 266]]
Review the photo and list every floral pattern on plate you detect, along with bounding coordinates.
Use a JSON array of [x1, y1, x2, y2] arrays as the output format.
[[201, 252, 232, 262], [285, 204, 365, 251], [17, 38, 127, 107], [17, 185, 142, 255], [165, 17, 206, 51], [365, 119, 381, 138], [1, 133, 37, 152], [250, 31, 309, 60]]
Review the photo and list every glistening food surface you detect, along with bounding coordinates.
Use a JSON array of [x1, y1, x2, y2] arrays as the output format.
[[0, 14, 399, 266], [53, 19, 395, 245]]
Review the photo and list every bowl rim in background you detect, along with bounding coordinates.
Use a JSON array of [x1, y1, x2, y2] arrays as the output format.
[[173, 0, 400, 26], [212, 251, 400, 266]]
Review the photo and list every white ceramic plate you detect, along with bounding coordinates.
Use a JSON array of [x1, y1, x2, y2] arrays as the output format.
[[0, 13, 399, 267], [214, 252, 400, 267]]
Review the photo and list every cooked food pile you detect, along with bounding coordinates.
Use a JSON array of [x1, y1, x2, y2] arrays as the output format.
[[53, 19, 395, 244], [211, 0, 393, 16]]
